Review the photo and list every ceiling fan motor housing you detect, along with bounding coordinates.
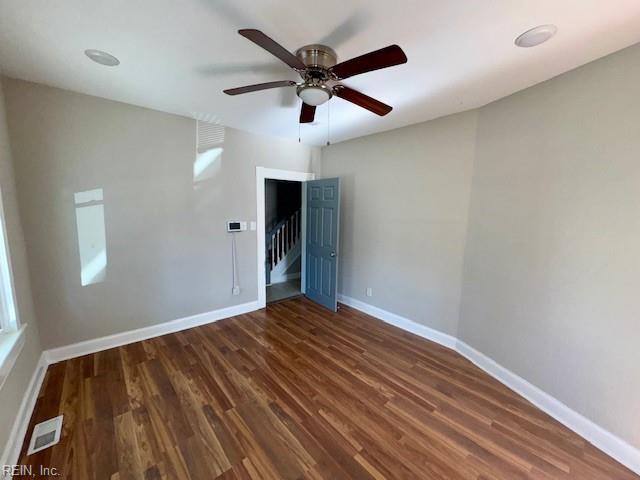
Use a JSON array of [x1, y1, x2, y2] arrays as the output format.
[[295, 44, 338, 106], [295, 44, 338, 71]]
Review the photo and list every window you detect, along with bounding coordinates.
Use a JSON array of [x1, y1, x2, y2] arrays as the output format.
[[0, 190, 18, 334], [0, 188, 24, 390]]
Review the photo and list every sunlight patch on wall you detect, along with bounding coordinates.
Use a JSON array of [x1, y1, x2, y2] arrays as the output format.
[[74, 188, 107, 286], [194, 147, 223, 182], [194, 121, 225, 184]]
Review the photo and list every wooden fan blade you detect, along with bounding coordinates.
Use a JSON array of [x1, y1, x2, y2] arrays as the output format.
[[224, 80, 296, 95], [333, 85, 392, 116], [300, 103, 316, 123], [330, 45, 407, 80], [238, 29, 306, 70]]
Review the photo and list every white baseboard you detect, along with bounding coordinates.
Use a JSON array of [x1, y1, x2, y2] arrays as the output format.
[[1, 300, 261, 473], [0, 351, 48, 469], [338, 294, 457, 349], [270, 272, 301, 284], [45, 301, 260, 364], [455, 340, 640, 475], [338, 294, 640, 476], [4, 296, 638, 476]]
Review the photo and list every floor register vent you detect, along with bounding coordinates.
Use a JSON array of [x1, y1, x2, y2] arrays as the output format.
[[27, 415, 63, 455]]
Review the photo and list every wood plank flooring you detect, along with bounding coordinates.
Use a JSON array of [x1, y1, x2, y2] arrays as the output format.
[[17, 297, 638, 479]]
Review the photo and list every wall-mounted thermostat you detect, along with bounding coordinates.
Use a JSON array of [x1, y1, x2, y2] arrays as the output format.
[[227, 221, 247, 232]]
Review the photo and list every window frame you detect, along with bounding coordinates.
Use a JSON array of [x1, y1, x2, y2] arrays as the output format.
[[0, 187, 26, 390], [0, 188, 20, 334]]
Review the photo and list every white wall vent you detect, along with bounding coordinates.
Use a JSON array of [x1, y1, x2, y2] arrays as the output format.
[[197, 121, 225, 153], [27, 415, 63, 455]]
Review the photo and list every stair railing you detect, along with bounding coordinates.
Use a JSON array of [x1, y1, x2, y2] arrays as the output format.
[[266, 209, 301, 276]]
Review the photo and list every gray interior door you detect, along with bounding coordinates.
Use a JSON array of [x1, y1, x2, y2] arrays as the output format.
[[305, 178, 340, 311]]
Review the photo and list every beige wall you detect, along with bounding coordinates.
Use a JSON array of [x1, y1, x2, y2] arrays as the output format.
[[321, 111, 477, 335], [0, 78, 42, 460], [458, 43, 640, 448], [3, 78, 319, 349], [321, 43, 640, 449]]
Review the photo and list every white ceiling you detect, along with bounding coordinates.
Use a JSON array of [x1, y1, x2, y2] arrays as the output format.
[[1, 0, 640, 146]]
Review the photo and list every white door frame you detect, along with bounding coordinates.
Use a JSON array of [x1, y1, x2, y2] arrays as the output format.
[[256, 167, 315, 309]]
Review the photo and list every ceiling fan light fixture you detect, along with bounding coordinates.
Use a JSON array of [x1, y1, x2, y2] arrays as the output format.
[[515, 25, 557, 48], [297, 84, 332, 106]]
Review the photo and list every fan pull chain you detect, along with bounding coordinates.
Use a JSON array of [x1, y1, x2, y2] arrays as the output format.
[[326, 100, 331, 146], [298, 121, 301, 143]]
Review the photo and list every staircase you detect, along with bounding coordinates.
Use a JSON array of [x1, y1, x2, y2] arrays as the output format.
[[266, 209, 301, 285]]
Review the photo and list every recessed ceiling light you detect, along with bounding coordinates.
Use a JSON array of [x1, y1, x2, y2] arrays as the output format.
[[84, 49, 120, 66], [515, 25, 557, 48]]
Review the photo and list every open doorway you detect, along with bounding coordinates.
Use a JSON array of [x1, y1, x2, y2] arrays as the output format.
[[265, 179, 302, 303], [256, 168, 340, 311], [256, 167, 315, 309]]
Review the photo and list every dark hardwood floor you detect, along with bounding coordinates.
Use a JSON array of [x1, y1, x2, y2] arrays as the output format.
[[18, 297, 637, 479]]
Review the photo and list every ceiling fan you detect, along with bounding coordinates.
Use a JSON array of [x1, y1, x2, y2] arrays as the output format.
[[223, 29, 407, 123]]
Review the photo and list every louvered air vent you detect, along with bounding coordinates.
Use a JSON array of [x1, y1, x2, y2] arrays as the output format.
[[197, 121, 225, 153], [27, 415, 63, 455]]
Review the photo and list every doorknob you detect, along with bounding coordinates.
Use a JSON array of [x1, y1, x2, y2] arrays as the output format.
[[330, 251, 336, 257]]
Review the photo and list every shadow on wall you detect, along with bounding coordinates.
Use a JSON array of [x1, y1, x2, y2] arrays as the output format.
[[335, 172, 355, 295]]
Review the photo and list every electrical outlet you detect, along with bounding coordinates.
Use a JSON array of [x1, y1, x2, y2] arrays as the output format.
[[366, 287, 373, 297], [232, 286, 241, 296]]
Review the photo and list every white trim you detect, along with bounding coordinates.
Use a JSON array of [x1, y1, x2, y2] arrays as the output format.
[[338, 294, 640, 475], [455, 340, 640, 475], [0, 188, 21, 332], [0, 324, 26, 390], [269, 240, 301, 284], [300, 182, 308, 295], [338, 294, 457, 349], [0, 351, 48, 469], [45, 300, 259, 364], [256, 167, 315, 309], [2, 301, 260, 472], [270, 272, 301, 284], [3, 295, 637, 475]]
